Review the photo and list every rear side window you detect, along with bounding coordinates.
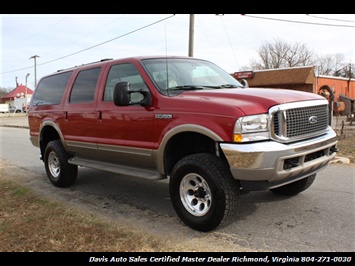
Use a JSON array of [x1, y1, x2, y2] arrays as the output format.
[[70, 67, 101, 103], [31, 71, 72, 106]]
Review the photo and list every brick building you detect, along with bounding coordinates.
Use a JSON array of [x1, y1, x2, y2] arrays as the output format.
[[234, 66, 355, 115]]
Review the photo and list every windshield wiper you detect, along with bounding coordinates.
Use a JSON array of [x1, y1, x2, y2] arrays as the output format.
[[200, 84, 242, 89], [170, 85, 204, 90], [219, 84, 242, 88], [170, 84, 242, 91]]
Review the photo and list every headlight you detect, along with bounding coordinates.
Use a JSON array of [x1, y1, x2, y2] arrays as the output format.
[[233, 114, 270, 142]]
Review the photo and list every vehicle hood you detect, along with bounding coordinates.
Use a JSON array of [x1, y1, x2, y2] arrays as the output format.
[[179, 88, 326, 115]]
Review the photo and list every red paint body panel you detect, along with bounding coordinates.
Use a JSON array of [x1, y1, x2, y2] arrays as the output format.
[[28, 55, 329, 162]]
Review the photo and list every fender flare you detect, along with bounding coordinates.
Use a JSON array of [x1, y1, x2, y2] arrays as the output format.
[[39, 120, 67, 154], [152, 124, 224, 175]]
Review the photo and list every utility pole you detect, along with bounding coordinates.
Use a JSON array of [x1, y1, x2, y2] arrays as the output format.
[[25, 73, 30, 113], [188, 14, 194, 57], [29, 55, 40, 87], [348, 63, 352, 96]]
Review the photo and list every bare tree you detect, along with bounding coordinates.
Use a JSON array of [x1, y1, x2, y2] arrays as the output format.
[[315, 53, 354, 78], [251, 38, 315, 70], [240, 38, 352, 78], [0, 87, 11, 99], [315, 53, 345, 76], [315, 55, 334, 76]]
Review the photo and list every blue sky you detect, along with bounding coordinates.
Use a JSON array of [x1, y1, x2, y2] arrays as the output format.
[[1, 14, 354, 90]]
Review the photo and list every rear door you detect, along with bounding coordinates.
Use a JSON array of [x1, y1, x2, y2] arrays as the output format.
[[62, 67, 102, 158]]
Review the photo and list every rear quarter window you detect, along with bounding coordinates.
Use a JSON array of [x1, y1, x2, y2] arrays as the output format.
[[31, 71, 72, 106]]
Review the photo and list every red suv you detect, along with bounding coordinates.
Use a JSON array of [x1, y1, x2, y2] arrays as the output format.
[[28, 56, 338, 231]]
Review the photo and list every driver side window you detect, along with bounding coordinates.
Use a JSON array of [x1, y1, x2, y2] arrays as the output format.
[[104, 63, 145, 101]]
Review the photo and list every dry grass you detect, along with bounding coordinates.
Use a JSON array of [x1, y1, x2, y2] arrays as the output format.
[[0, 179, 177, 252], [334, 127, 355, 164]]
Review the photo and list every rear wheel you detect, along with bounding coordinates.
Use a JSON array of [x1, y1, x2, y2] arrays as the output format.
[[169, 153, 240, 232], [44, 140, 78, 187], [270, 174, 316, 196]]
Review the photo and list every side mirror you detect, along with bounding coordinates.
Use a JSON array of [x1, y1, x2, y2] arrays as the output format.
[[113, 81, 131, 106], [113, 81, 152, 107]]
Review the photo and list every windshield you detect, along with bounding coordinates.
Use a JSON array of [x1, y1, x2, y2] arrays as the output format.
[[141, 58, 243, 95]]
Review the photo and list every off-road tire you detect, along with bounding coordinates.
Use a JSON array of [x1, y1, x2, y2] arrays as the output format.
[[270, 174, 316, 196], [44, 140, 78, 187], [169, 153, 240, 232]]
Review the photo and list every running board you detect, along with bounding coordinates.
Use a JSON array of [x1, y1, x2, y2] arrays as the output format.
[[68, 157, 165, 180]]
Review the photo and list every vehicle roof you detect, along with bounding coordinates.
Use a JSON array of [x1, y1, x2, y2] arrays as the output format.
[[56, 55, 199, 73]]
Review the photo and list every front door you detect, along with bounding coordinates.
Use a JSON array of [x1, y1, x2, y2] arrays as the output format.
[[95, 63, 155, 169]]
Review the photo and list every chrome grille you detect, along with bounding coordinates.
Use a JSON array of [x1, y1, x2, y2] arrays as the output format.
[[271, 101, 329, 143]]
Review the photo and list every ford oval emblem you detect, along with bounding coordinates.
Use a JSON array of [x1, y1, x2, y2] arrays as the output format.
[[309, 116, 318, 124]]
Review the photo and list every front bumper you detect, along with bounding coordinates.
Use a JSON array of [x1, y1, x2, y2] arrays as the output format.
[[220, 128, 338, 191]]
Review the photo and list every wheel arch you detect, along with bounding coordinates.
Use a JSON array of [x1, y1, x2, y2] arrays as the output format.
[[39, 121, 66, 160], [153, 124, 225, 176]]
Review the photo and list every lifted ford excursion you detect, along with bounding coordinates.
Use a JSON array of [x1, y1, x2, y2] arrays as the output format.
[[28, 56, 338, 231]]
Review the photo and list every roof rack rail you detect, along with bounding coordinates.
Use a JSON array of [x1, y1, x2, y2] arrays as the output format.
[[57, 58, 113, 72]]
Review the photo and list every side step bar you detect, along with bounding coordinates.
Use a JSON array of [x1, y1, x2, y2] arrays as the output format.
[[68, 157, 165, 181]]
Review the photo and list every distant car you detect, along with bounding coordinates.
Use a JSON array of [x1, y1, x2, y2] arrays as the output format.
[[9, 106, 22, 113]]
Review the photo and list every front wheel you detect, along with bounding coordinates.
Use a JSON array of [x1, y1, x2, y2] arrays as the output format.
[[270, 174, 316, 196], [44, 140, 78, 187], [169, 153, 240, 232]]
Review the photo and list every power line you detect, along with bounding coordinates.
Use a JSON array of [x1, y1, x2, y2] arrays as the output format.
[[1, 16, 70, 66], [306, 14, 355, 23], [2, 16, 126, 71], [3, 16, 69, 51], [1, 14, 175, 75], [243, 14, 355, 28], [219, 16, 239, 69], [40, 15, 126, 58]]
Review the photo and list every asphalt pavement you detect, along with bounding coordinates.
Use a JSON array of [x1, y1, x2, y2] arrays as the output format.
[[0, 113, 29, 128]]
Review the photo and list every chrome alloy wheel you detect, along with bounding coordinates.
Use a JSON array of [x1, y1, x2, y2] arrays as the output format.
[[48, 151, 61, 179], [179, 173, 212, 217]]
